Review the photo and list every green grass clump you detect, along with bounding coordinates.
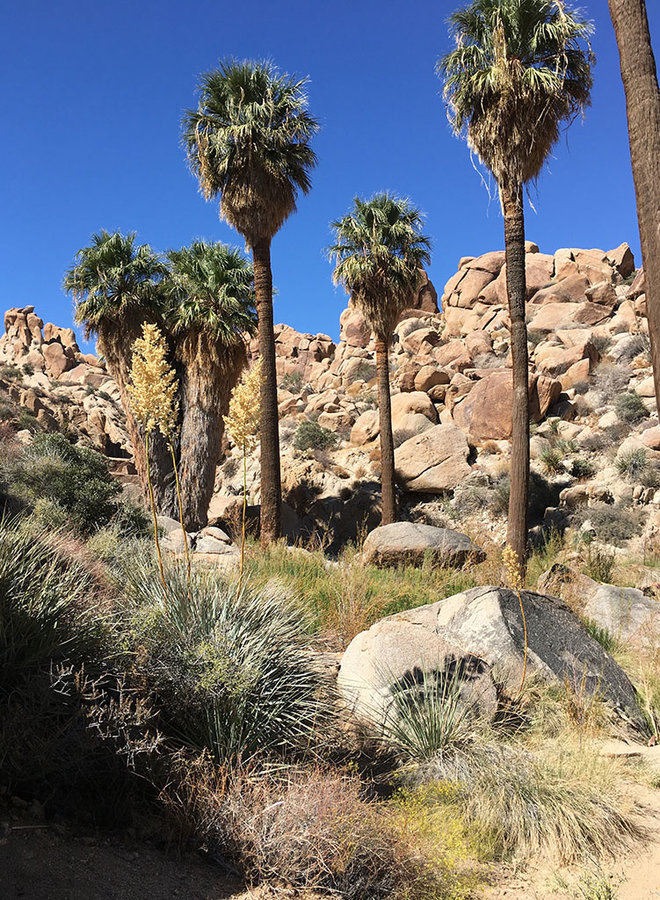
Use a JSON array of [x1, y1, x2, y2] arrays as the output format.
[[615, 448, 648, 480], [571, 458, 595, 480], [293, 419, 339, 451], [615, 391, 648, 424], [540, 447, 565, 475]]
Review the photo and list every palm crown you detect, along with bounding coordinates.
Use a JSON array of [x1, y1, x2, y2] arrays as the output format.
[[182, 60, 319, 245], [438, 0, 593, 191], [329, 193, 431, 339], [64, 230, 168, 339], [166, 241, 257, 344]]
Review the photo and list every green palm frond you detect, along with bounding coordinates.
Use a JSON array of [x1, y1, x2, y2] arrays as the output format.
[[328, 192, 431, 339], [437, 0, 594, 189], [182, 60, 319, 244], [64, 230, 168, 339], [166, 241, 256, 346]]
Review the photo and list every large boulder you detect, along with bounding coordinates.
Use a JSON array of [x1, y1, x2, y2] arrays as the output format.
[[394, 424, 471, 492], [338, 606, 498, 729], [338, 587, 646, 732], [582, 581, 660, 648], [362, 522, 485, 568]]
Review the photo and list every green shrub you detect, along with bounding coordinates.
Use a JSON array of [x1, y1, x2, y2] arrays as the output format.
[[616, 448, 648, 480], [590, 335, 612, 355], [571, 458, 595, 480], [3, 433, 122, 534], [0, 403, 15, 422], [492, 471, 561, 521], [16, 409, 40, 432], [122, 555, 333, 763], [615, 391, 648, 424], [540, 448, 565, 475], [583, 619, 622, 655], [353, 360, 377, 382], [573, 503, 643, 545], [0, 364, 21, 379], [293, 419, 339, 452], [582, 543, 616, 583], [279, 370, 304, 392]]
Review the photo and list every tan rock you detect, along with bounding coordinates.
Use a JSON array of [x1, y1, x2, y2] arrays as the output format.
[[607, 243, 635, 279], [394, 424, 471, 492], [350, 410, 379, 446], [413, 364, 450, 393]]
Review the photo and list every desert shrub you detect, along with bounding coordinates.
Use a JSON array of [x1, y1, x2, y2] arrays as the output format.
[[571, 458, 595, 480], [279, 369, 304, 392], [590, 335, 612, 355], [293, 419, 339, 451], [615, 333, 651, 364], [16, 409, 40, 432], [0, 403, 15, 422], [416, 742, 641, 863], [21, 362, 34, 376], [453, 482, 494, 515], [572, 379, 591, 395], [594, 362, 632, 395], [615, 391, 648, 424], [121, 555, 333, 763], [540, 447, 565, 475], [573, 503, 644, 545], [165, 760, 447, 900], [616, 448, 648, 480], [491, 471, 561, 521], [0, 364, 21, 379], [573, 396, 593, 418], [2, 433, 121, 534], [580, 433, 608, 453], [97, 390, 113, 403], [353, 360, 377, 382], [640, 465, 660, 489]]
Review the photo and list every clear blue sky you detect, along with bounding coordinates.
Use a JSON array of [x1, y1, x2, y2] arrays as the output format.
[[2, 0, 658, 348]]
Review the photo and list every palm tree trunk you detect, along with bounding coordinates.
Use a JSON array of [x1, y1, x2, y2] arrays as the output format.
[[375, 337, 396, 525], [501, 183, 530, 574], [609, 0, 660, 411], [178, 347, 231, 532], [252, 240, 282, 546], [100, 329, 177, 518]]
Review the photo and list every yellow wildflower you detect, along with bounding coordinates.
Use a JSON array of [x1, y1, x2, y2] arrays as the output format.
[[224, 359, 262, 452], [128, 323, 178, 437]]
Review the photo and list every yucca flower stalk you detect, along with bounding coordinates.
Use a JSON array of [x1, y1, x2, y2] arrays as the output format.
[[224, 359, 262, 578], [129, 323, 190, 589]]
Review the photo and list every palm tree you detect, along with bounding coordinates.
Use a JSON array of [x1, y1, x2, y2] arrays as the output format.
[[329, 193, 431, 525], [438, 0, 593, 570], [182, 60, 319, 546], [609, 0, 660, 411], [64, 230, 177, 516], [166, 241, 257, 531]]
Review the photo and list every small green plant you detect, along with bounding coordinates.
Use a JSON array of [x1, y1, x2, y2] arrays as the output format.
[[0, 364, 21, 379], [293, 419, 339, 451], [540, 447, 565, 474], [573, 503, 643, 545], [353, 360, 377, 382], [571, 458, 595, 480], [16, 410, 40, 432], [590, 335, 612, 355], [615, 448, 648, 480], [279, 369, 304, 392], [583, 619, 621, 655], [583, 543, 616, 583], [97, 390, 113, 403], [615, 391, 648, 424], [21, 362, 34, 376]]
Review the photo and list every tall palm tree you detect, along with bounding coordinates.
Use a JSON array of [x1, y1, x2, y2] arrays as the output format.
[[609, 0, 660, 411], [438, 0, 593, 570], [64, 230, 177, 516], [166, 241, 257, 531], [329, 193, 431, 525], [182, 60, 319, 546]]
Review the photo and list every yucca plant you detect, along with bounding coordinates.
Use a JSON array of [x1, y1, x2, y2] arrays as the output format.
[[379, 662, 476, 762], [0, 519, 106, 691], [121, 552, 332, 763]]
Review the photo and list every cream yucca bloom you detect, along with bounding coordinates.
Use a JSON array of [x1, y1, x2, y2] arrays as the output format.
[[128, 323, 179, 437], [224, 358, 262, 452]]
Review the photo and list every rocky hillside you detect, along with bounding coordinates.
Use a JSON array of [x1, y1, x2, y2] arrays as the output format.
[[2, 240, 659, 553]]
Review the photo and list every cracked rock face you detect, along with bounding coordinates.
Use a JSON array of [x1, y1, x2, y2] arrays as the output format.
[[394, 424, 472, 492]]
